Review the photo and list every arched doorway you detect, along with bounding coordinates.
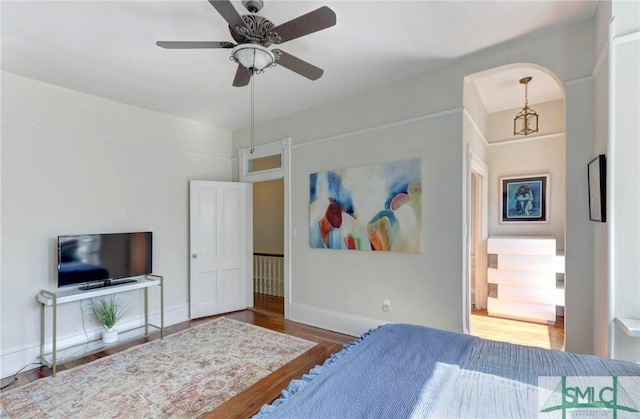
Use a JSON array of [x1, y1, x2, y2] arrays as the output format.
[[463, 63, 566, 350]]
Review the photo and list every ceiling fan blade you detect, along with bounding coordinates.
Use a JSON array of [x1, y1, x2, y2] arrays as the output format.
[[208, 0, 248, 34], [232, 65, 252, 87], [273, 49, 323, 81], [156, 41, 235, 49], [271, 6, 336, 44]]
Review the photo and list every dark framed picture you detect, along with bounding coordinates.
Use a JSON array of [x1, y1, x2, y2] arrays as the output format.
[[588, 154, 606, 222], [500, 174, 549, 223]]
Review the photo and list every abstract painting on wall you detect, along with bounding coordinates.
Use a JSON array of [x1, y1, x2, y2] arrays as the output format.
[[309, 159, 421, 252]]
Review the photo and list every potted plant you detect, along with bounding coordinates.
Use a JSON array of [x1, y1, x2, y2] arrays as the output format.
[[92, 296, 129, 344]]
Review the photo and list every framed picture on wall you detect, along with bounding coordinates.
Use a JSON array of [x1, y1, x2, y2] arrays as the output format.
[[588, 154, 606, 222], [500, 174, 549, 223]]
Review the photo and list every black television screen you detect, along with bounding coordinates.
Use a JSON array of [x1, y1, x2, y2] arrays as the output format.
[[57, 232, 152, 289]]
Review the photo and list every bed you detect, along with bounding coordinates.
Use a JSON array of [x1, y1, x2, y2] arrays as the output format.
[[254, 323, 640, 418]]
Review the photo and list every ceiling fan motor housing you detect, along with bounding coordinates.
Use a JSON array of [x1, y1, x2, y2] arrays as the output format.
[[229, 14, 279, 46]]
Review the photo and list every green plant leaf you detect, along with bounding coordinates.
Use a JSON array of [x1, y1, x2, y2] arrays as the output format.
[[92, 296, 129, 330]]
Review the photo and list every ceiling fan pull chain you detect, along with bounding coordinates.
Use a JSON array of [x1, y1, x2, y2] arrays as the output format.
[[250, 68, 255, 154]]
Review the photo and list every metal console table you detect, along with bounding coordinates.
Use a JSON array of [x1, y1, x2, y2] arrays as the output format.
[[37, 274, 164, 376]]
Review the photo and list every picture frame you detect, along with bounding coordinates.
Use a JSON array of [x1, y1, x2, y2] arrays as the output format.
[[587, 154, 606, 222], [500, 174, 549, 223]]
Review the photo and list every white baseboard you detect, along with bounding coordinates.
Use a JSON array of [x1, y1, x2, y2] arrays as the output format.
[[288, 302, 387, 338], [0, 344, 42, 381], [156, 303, 190, 329], [0, 304, 189, 379]]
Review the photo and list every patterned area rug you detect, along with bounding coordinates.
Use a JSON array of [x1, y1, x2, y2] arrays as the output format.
[[1, 317, 316, 418]]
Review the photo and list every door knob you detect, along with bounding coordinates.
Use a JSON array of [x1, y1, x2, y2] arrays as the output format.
[[192, 253, 198, 259]]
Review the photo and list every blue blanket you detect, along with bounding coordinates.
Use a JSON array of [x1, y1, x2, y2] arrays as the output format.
[[254, 323, 640, 418]]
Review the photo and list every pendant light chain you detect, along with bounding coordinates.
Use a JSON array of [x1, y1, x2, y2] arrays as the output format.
[[249, 46, 256, 154]]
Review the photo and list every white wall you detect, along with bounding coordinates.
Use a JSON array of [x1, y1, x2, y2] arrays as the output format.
[[463, 81, 489, 163], [592, 0, 610, 358], [0, 72, 232, 377], [563, 76, 596, 354], [487, 100, 566, 247], [487, 136, 566, 247], [610, 0, 640, 362], [463, 81, 489, 162], [232, 18, 597, 350], [290, 113, 464, 334]]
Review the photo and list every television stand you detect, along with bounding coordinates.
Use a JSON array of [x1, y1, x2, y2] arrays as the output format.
[[37, 275, 164, 377], [79, 278, 137, 291]]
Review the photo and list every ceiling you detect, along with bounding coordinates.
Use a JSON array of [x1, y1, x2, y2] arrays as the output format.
[[474, 67, 564, 114], [1, 1, 598, 131]]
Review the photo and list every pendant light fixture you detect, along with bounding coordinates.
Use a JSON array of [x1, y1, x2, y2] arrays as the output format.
[[231, 44, 275, 73], [513, 76, 539, 136]]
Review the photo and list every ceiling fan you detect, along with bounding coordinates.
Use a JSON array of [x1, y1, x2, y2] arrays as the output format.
[[156, 0, 337, 87]]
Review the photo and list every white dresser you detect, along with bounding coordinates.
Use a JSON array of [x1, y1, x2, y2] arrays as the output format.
[[487, 236, 564, 324]]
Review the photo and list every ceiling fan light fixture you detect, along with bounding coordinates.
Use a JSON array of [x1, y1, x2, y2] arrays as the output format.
[[231, 44, 275, 72], [513, 76, 539, 136]]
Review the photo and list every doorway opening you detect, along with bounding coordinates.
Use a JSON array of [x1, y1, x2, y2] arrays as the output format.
[[463, 63, 566, 350], [239, 138, 290, 318], [252, 178, 285, 317]]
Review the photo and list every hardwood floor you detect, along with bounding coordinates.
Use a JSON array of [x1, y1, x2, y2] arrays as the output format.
[[251, 293, 285, 316], [207, 340, 343, 418], [470, 308, 565, 350], [1, 295, 565, 417]]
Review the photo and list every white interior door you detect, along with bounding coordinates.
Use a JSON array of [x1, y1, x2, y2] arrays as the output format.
[[189, 180, 253, 319]]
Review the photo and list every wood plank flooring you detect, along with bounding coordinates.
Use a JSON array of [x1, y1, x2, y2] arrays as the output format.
[[251, 293, 285, 316], [1, 294, 565, 417], [206, 341, 343, 418], [471, 308, 565, 350]]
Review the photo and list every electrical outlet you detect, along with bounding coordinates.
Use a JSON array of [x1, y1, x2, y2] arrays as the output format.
[[382, 300, 391, 312]]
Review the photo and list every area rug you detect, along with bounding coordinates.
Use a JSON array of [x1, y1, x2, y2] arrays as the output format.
[[0, 317, 316, 418]]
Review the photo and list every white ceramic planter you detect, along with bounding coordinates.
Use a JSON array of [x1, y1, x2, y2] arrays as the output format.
[[102, 328, 118, 344]]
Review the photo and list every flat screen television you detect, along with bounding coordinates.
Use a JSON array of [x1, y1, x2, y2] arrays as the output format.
[[57, 232, 152, 290]]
